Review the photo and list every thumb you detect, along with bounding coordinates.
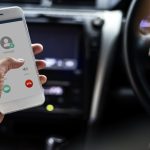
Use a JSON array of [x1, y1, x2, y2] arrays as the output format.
[[0, 57, 24, 97], [0, 57, 25, 74]]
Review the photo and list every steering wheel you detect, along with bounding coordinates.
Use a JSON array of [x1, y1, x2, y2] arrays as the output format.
[[124, 0, 150, 112]]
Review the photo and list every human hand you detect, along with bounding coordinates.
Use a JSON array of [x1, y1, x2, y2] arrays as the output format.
[[0, 43, 47, 123]]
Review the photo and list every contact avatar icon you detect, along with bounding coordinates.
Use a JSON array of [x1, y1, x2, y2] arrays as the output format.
[[0, 36, 15, 49]]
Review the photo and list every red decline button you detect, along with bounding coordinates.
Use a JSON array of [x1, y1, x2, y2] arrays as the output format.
[[25, 80, 33, 88]]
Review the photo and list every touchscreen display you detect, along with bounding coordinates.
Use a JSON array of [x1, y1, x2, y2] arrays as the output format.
[[0, 18, 42, 103], [28, 23, 81, 70]]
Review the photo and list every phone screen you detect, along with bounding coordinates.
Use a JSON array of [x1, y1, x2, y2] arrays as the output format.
[[0, 18, 42, 103]]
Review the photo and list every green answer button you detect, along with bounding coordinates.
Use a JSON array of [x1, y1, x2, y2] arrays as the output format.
[[3, 85, 11, 93]]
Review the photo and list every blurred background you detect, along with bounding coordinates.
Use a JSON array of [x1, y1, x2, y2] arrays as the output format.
[[0, 0, 149, 150]]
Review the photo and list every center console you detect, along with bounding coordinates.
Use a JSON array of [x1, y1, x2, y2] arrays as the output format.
[[14, 9, 103, 120]]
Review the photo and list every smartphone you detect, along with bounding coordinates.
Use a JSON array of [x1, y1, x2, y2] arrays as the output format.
[[0, 7, 45, 114]]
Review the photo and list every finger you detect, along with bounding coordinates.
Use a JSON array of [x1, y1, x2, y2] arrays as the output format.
[[0, 57, 24, 96], [0, 113, 4, 123], [39, 75, 47, 85], [0, 57, 24, 74], [32, 44, 43, 55], [36, 60, 46, 70]]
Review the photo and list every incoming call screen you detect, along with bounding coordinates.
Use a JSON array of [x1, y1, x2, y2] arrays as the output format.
[[0, 18, 42, 103]]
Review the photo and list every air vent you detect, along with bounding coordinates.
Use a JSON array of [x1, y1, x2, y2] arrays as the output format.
[[53, 0, 95, 6], [0, 0, 40, 4]]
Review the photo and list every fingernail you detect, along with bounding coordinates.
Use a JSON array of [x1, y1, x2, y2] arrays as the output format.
[[17, 59, 25, 62]]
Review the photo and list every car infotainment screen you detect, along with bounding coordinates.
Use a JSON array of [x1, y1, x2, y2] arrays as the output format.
[[28, 23, 82, 70]]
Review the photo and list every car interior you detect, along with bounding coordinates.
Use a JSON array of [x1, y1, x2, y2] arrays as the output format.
[[1, 0, 150, 150]]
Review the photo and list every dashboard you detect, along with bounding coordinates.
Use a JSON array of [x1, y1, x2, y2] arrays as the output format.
[[0, 0, 148, 150]]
